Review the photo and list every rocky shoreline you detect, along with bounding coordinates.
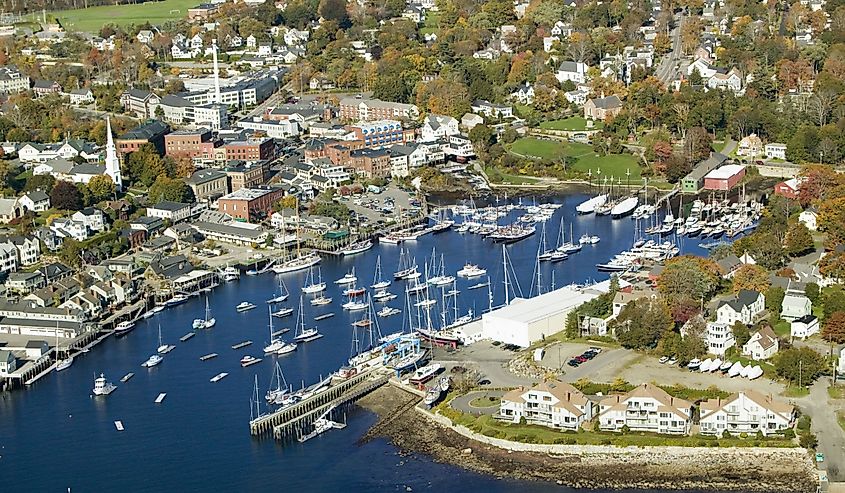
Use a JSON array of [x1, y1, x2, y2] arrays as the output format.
[[358, 385, 817, 492]]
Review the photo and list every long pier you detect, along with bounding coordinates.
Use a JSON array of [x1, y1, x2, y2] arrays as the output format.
[[249, 369, 390, 439]]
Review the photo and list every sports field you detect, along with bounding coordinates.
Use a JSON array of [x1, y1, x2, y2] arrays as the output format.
[[52, 0, 196, 33]]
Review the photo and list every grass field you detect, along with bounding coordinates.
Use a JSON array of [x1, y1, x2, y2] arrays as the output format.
[[52, 0, 196, 33], [420, 12, 440, 35], [539, 116, 603, 132], [508, 137, 641, 180]]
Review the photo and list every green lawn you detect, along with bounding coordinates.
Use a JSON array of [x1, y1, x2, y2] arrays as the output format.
[[508, 138, 641, 180], [484, 166, 543, 185], [420, 12, 440, 35], [773, 318, 791, 337], [52, 0, 197, 33], [539, 116, 603, 132]]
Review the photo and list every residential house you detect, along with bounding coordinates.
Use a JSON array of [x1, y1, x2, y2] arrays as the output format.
[[706, 68, 743, 93], [0, 65, 31, 94], [611, 290, 654, 318], [781, 293, 811, 322], [67, 88, 94, 105], [510, 83, 535, 104], [4, 271, 46, 295], [742, 326, 779, 361], [71, 208, 107, 233], [765, 143, 787, 160], [791, 315, 819, 340], [120, 89, 162, 119], [470, 100, 513, 119], [699, 392, 794, 436], [565, 89, 589, 106], [136, 29, 155, 44], [129, 216, 164, 236], [0, 197, 22, 223], [799, 210, 817, 231], [0, 235, 41, 266], [716, 290, 765, 325], [703, 321, 736, 356], [584, 95, 623, 121], [736, 134, 763, 158], [419, 114, 459, 142], [49, 217, 89, 241], [32, 79, 62, 97], [498, 380, 593, 431], [715, 254, 743, 279], [460, 113, 484, 130], [19, 190, 50, 212], [0, 242, 16, 275], [598, 383, 693, 435]]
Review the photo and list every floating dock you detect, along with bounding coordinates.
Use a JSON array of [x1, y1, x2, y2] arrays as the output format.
[[180, 332, 196, 342], [200, 353, 218, 361], [114, 421, 124, 431], [231, 341, 252, 350], [249, 369, 390, 440], [120, 372, 134, 382], [314, 313, 335, 321], [155, 393, 167, 403]]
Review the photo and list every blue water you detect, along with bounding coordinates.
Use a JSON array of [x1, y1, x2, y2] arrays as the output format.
[[0, 194, 712, 492]]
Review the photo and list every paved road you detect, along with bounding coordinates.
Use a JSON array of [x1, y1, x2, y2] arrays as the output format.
[[798, 378, 845, 480], [451, 390, 505, 416], [655, 13, 684, 86]]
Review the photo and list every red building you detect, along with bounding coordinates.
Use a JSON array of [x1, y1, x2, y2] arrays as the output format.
[[773, 178, 800, 200], [703, 165, 746, 191], [223, 138, 275, 162], [164, 129, 217, 160], [217, 186, 286, 221]]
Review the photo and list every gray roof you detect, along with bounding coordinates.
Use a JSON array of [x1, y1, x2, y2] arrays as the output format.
[[186, 169, 226, 186], [119, 120, 169, 140], [719, 289, 761, 312], [151, 201, 190, 212], [192, 221, 265, 240], [590, 95, 622, 109], [684, 152, 728, 182], [23, 190, 49, 202], [69, 164, 106, 175]]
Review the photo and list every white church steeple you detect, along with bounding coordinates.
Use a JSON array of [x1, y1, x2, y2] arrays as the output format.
[[105, 116, 122, 191]]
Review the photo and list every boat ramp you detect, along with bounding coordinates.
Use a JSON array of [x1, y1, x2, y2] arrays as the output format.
[[249, 369, 390, 440]]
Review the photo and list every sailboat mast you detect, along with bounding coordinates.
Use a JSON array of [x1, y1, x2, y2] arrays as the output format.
[[502, 244, 509, 306]]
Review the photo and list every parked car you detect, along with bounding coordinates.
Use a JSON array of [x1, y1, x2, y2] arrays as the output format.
[[659, 356, 669, 364], [567, 359, 581, 367]]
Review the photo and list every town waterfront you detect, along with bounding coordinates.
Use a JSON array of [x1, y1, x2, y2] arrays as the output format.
[[0, 193, 717, 492]]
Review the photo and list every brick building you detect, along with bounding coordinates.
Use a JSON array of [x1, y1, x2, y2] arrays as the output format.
[[116, 120, 170, 155], [345, 120, 414, 148], [223, 137, 274, 162], [224, 160, 269, 191], [217, 187, 286, 221], [338, 97, 419, 121], [348, 148, 391, 178], [164, 128, 217, 160]]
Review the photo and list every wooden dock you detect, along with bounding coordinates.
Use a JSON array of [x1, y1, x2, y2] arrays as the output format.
[[248, 369, 390, 439]]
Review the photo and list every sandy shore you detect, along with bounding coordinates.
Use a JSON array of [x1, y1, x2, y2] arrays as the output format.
[[358, 385, 817, 492]]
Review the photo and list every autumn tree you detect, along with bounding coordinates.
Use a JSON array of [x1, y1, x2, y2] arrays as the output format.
[[798, 165, 845, 207], [676, 317, 708, 363], [818, 197, 845, 247], [147, 176, 195, 204], [51, 180, 83, 211], [415, 77, 471, 118], [658, 256, 721, 317], [683, 127, 713, 163], [87, 175, 115, 203], [822, 312, 845, 344], [784, 221, 815, 257], [731, 264, 771, 294], [775, 347, 826, 385]]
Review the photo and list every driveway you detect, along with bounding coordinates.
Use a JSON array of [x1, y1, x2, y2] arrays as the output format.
[[451, 390, 505, 416]]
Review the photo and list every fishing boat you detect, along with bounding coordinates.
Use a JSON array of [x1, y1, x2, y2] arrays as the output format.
[[340, 239, 373, 255], [371, 256, 391, 289], [457, 263, 486, 278], [263, 307, 287, 353], [409, 363, 442, 384], [334, 268, 357, 285], [575, 194, 608, 214], [293, 297, 323, 342], [301, 267, 326, 294], [236, 301, 256, 313], [141, 353, 163, 368], [271, 307, 294, 318], [310, 295, 332, 306], [266, 277, 290, 304], [156, 325, 174, 354], [210, 372, 228, 383], [92, 373, 117, 396], [240, 355, 262, 367], [114, 321, 135, 336], [610, 196, 639, 218]]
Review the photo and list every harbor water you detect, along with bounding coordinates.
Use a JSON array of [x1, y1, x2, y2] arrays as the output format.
[[0, 193, 719, 492]]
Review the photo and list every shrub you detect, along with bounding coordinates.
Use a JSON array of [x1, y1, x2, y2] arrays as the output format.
[[740, 432, 749, 439], [799, 433, 818, 449], [621, 425, 630, 433], [756, 431, 764, 440], [797, 415, 811, 431], [783, 428, 796, 439]]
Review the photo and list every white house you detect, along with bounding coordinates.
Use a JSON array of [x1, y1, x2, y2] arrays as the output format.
[[67, 88, 94, 105], [699, 391, 795, 437], [736, 134, 763, 158], [707, 68, 743, 93], [146, 201, 192, 223], [687, 57, 718, 79], [765, 143, 787, 160], [704, 321, 736, 356], [499, 380, 593, 431], [510, 83, 535, 104], [49, 217, 89, 241], [716, 290, 765, 326], [71, 208, 106, 233], [555, 60, 588, 84], [781, 293, 811, 321], [19, 190, 50, 212], [564, 89, 589, 106], [460, 113, 484, 130], [419, 114, 459, 142], [799, 210, 818, 231], [791, 315, 819, 340], [0, 235, 41, 266], [137, 29, 155, 44], [0, 243, 18, 275], [470, 100, 513, 119], [598, 383, 693, 435], [742, 325, 779, 361]]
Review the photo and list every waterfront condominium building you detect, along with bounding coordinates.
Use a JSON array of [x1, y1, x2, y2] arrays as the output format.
[[699, 391, 795, 437], [598, 383, 693, 435], [344, 120, 414, 148], [499, 380, 593, 431]]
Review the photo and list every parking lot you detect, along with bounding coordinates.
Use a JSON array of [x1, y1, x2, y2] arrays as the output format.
[[338, 184, 416, 225]]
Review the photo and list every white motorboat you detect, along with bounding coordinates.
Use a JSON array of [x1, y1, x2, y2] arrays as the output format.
[[698, 358, 713, 372], [236, 301, 256, 312], [409, 363, 442, 384], [310, 296, 332, 306], [423, 386, 441, 406], [687, 358, 701, 370], [272, 307, 294, 318], [378, 306, 400, 317], [342, 300, 368, 311], [92, 373, 117, 396], [372, 291, 397, 302], [457, 263, 486, 278], [164, 293, 189, 307], [302, 267, 326, 294], [334, 268, 357, 285], [114, 321, 135, 336], [576, 194, 608, 214], [240, 355, 262, 367], [414, 298, 436, 308], [142, 354, 163, 368], [276, 342, 297, 355], [727, 361, 743, 377], [221, 266, 239, 282]]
